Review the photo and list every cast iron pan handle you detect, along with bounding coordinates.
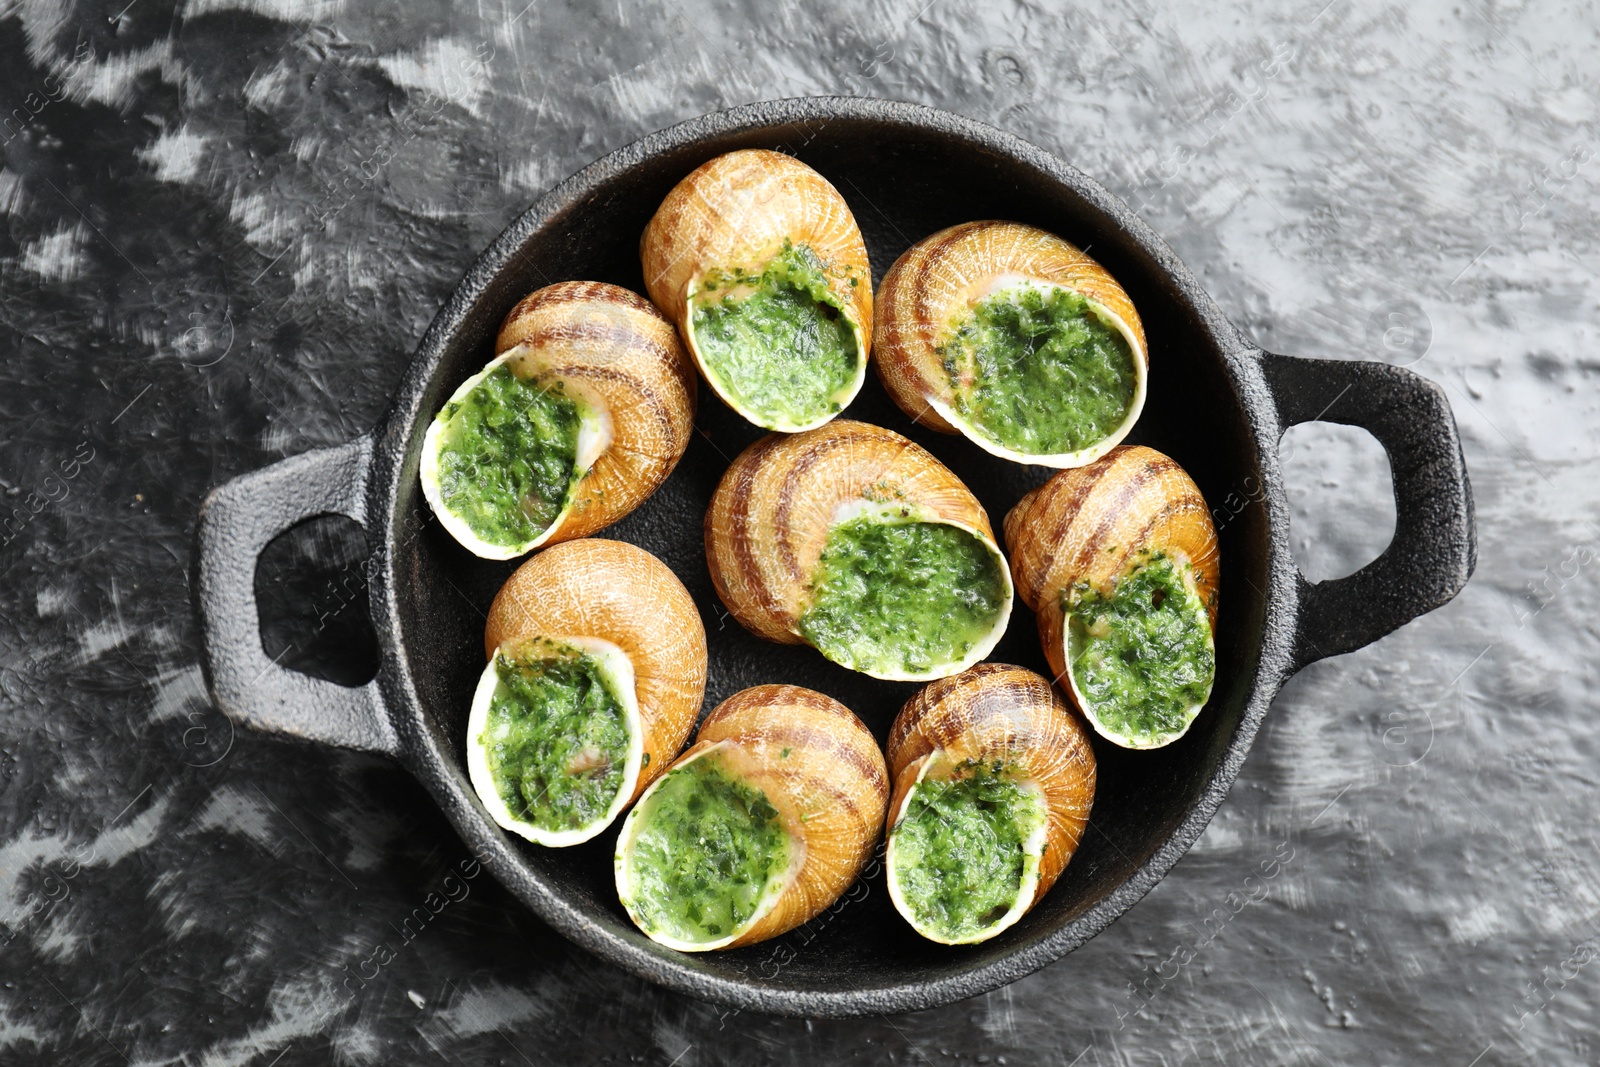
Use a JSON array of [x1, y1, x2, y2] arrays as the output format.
[[1258, 352, 1476, 671], [196, 436, 401, 757]]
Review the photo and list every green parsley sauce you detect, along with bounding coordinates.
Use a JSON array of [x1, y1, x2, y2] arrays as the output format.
[[1065, 552, 1215, 743], [939, 284, 1138, 455], [436, 364, 582, 548], [690, 241, 860, 428], [480, 647, 631, 833], [622, 755, 789, 944], [798, 517, 1008, 676], [892, 761, 1044, 941]]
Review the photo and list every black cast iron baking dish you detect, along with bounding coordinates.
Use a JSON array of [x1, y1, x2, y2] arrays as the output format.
[[195, 97, 1474, 1017]]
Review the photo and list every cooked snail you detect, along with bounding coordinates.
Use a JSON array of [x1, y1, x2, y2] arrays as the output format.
[[885, 663, 1096, 945], [641, 149, 872, 433], [875, 221, 1147, 467], [704, 419, 1013, 681], [421, 281, 696, 559], [1005, 445, 1219, 749], [614, 684, 888, 951], [467, 539, 708, 847]]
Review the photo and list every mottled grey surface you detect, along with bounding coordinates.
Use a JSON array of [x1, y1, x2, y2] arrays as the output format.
[[0, 0, 1595, 1063]]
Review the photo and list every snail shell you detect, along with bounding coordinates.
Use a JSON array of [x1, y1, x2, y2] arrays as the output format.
[[885, 663, 1096, 945], [1005, 445, 1219, 749], [874, 221, 1147, 467], [704, 419, 1014, 681], [614, 684, 888, 951], [421, 281, 696, 559], [468, 539, 707, 846], [641, 149, 873, 432]]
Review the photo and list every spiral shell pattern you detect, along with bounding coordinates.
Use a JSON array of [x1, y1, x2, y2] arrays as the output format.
[[483, 538, 707, 802], [885, 663, 1096, 942], [615, 684, 888, 951], [1005, 445, 1219, 746], [703, 419, 1011, 677], [874, 220, 1147, 465], [493, 281, 697, 544], [641, 149, 872, 337], [640, 149, 872, 431], [421, 281, 695, 559]]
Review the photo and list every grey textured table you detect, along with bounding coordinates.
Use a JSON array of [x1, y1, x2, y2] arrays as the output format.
[[1, 0, 1595, 1063]]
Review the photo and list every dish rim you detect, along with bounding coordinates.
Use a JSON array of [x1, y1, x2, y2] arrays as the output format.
[[367, 96, 1299, 1016]]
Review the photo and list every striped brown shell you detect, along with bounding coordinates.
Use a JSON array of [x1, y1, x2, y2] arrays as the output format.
[[703, 419, 1010, 670], [641, 149, 872, 341], [493, 281, 696, 544], [420, 281, 695, 559], [615, 684, 889, 951], [886, 663, 1096, 932], [1004, 444, 1219, 716], [640, 149, 872, 430], [483, 538, 707, 801], [874, 220, 1147, 465]]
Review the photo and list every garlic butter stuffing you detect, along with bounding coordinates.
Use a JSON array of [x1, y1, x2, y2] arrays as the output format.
[[616, 685, 887, 951], [705, 420, 1013, 682], [642, 149, 873, 432], [421, 281, 695, 560], [886, 664, 1096, 945], [876, 220, 1147, 468], [1006, 446, 1220, 749], [468, 540, 707, 847]]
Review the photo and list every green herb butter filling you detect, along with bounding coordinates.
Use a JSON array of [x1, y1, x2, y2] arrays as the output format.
[[798, 517, 1008, 678], [1065, 551, 1215, 745], [891, 761, 1045, 941], [689, 241, 860, 429], [620, 755, 790, 945], [480, 647, 632, 833], [435, 363, 582, 549], [939, 284, 1138, 456]]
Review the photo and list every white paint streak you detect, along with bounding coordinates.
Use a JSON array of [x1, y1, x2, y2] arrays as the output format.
[[290, 240, 380, 295], [35, 582, 69, 617], [0, 999, 45, 1053], [290, 134, 324, 163], [243, 62, 295, 112], [146, 868, 203, 941], [228, 190, 287, 251], [330, 1024, 381, 1063], [1447, 900, 1507, 944], [185, 0, 344, 20], [375, 37, 491, 119], [138, 126, 210, 184], [1191, 818, 1246, 853], [0, 793, 171, 913], [60, 40, 184, 110], [189, 785, 278, 851], [499, 155, 550, 194], [0, 169, 26, 218], [604, 62, 663, 124], [33, 910, 85, 961], [18, 222, 87, 282], [190, 976, 346, 1067], [75, 617, 137, 664], [1539, 85, 1595, 125], [146, 664, 208, 724], [7, 0, 76, 68], [978, 983, 1020, 1045], [424, 980, 547, 1040]]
